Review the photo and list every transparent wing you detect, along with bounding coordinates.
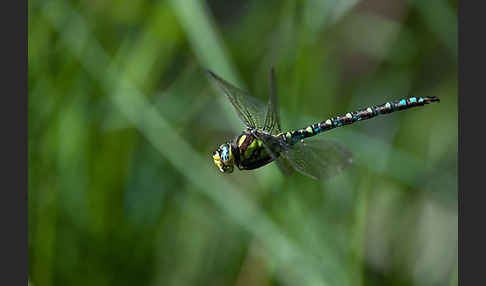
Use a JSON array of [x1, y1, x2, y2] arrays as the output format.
[[205, 69, 267, 129], [263, 67, 282, 134], [252, 132, 294, 177], [274, 156, 295, 177], [280, 137, 353, 180]]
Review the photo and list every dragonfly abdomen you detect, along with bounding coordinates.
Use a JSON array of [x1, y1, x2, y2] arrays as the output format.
[[285, 96, 440, 143]]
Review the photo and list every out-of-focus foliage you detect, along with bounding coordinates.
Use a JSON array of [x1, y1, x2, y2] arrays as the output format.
[[28, 0, 457, 285]]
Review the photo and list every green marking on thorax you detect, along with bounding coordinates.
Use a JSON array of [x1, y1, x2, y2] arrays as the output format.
[[244, 139, 258, 159]]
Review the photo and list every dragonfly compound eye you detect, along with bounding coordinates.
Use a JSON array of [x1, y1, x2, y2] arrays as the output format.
[[212, 144, 234, 173]]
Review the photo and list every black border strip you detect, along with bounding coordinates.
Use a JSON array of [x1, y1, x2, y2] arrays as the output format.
[[1, 0, 28, 284], [459, 0, 484, 285]]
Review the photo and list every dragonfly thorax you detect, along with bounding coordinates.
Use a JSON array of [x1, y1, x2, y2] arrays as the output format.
[[212, 130, 278, 174], [233, 131, 276, 171]]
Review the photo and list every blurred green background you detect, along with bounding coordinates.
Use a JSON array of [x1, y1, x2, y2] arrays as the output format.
[[28, 0, 457, 285]]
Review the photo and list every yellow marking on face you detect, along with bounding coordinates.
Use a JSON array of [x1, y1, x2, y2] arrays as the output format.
[[367, 107, 372, 113], [212, 154, 220, 160], [286, 132, 291, 138], [214, 160, 223, 169], [306, 126, 313, 133], [238, 135, 247, 147], [325, 119, 332, 125], [346, 113, 352, 119]]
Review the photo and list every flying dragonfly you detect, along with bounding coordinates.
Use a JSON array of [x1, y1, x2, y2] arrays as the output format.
[[206, 68, 439, 180]]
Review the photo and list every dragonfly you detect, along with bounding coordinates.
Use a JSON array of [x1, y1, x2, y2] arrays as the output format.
[[206, 68, 439, 180]]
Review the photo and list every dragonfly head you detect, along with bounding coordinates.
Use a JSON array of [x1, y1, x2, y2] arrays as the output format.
[[212, 143, 235, 173]]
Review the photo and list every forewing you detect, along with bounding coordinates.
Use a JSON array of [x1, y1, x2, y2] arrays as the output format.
[[252, 132, 294, 177], [280, 137, 353, 180], [206, 70, 267, 129], [274, 156, 295, 177], [263, 68, 282, 134]]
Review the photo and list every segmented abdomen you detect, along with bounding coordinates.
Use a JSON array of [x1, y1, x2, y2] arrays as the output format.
[[282, 96, 439, 144]]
